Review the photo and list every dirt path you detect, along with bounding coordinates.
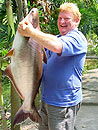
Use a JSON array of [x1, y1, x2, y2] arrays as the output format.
[[82, 68, 98, 104], [20, 119, 39, 130]]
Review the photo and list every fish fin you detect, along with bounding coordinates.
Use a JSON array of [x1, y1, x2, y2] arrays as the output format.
[[29, 104, 42, 123], [42, 48, 47, 64], [13, 103, 42, 127], [3, 49, 14, 59], [2, 65, 24, 100], [13, 105, 29, 126]]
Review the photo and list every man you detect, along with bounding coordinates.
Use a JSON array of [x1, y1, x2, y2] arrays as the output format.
[[18, 2, 87, 130]]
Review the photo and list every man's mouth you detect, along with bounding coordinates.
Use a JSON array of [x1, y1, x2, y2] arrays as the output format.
[[60, 25, 67, 28]]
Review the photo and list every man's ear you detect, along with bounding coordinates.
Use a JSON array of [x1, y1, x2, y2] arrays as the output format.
[[76, 18, 80, 23], [75, 18, 80, 27]]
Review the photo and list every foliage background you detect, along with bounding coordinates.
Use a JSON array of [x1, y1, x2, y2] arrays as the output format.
[[0, 0, 98, 57], [0, 0, 98, 129]]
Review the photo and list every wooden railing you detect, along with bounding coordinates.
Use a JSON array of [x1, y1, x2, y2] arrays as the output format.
[[86, 56, 98, 59]]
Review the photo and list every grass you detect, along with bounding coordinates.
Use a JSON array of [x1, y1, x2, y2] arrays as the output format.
[[0, 76, 11, 129], [1, 77, 11, 108], [83, 59, 98, 74]]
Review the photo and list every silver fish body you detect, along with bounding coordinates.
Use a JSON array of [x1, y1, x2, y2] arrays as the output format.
[[3, 8, 47, 126]]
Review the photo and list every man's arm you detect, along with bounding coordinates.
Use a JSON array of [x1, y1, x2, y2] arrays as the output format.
[[18, 21, 62, 53]]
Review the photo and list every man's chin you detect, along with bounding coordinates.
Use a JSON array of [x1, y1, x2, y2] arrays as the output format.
[[61, 31, 67, 36]]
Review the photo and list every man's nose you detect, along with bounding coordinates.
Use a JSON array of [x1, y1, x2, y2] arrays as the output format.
[[61, 18, 65, 23]]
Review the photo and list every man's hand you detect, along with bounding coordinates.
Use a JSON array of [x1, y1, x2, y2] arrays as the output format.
[[18, 20, 34, 37]]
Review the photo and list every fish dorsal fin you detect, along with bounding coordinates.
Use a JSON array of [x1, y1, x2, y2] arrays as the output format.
[[3, 49, 14, 59], [42, 48, 47, 64]]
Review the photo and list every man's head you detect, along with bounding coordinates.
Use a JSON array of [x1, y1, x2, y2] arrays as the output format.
[[57, 3, 81, 36]]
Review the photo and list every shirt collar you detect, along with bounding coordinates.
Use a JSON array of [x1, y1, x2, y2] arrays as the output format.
[[57, 28, 78, 37]]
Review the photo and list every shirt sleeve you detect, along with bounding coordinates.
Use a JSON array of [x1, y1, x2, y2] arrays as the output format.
[[59, 31, 87, 56]]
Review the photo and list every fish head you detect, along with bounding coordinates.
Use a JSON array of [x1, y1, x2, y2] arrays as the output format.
[[27, 8, 39, 29]]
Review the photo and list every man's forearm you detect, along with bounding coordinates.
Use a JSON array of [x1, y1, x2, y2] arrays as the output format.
[[30, 28, 62, 53]]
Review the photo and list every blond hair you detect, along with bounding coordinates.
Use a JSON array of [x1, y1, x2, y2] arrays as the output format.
[[59, 3, 81, 20]]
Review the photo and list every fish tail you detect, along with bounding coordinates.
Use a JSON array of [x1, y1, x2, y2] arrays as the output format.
[[13, 104, 42, 127]]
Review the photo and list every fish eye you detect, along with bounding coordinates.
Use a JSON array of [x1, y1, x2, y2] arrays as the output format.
[[32, 10, 34, 14]]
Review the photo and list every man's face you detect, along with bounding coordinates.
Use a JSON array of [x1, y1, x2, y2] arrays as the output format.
[[57, 11, 77, 36]]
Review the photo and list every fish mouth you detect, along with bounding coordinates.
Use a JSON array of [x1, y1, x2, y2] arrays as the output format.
[[30, 8, 39, 28], [32, 18, 38, 28]]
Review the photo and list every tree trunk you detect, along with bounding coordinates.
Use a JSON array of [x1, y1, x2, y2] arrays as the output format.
[[15, 0, 28, 22], [22, 0, 28, 17], [15, 0, 24, 21], [11, 85, 21, 130]]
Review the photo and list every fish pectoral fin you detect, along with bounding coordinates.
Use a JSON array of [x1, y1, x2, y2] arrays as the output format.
[[13, 103, 42, 126], [3, 49, 14, 59], [3, 65, 24, 100], [42, 48, 47, 64]]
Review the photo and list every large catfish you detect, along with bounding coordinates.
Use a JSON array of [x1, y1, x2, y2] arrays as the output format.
[[3, 8, 47, 126]]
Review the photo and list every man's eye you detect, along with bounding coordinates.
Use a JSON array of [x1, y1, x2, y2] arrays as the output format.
[[64, 18, 70, 20], [59, 17, 62, 20]]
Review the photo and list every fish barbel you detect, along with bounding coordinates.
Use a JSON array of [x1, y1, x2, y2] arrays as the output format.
[[3, 8, 47, 126]]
